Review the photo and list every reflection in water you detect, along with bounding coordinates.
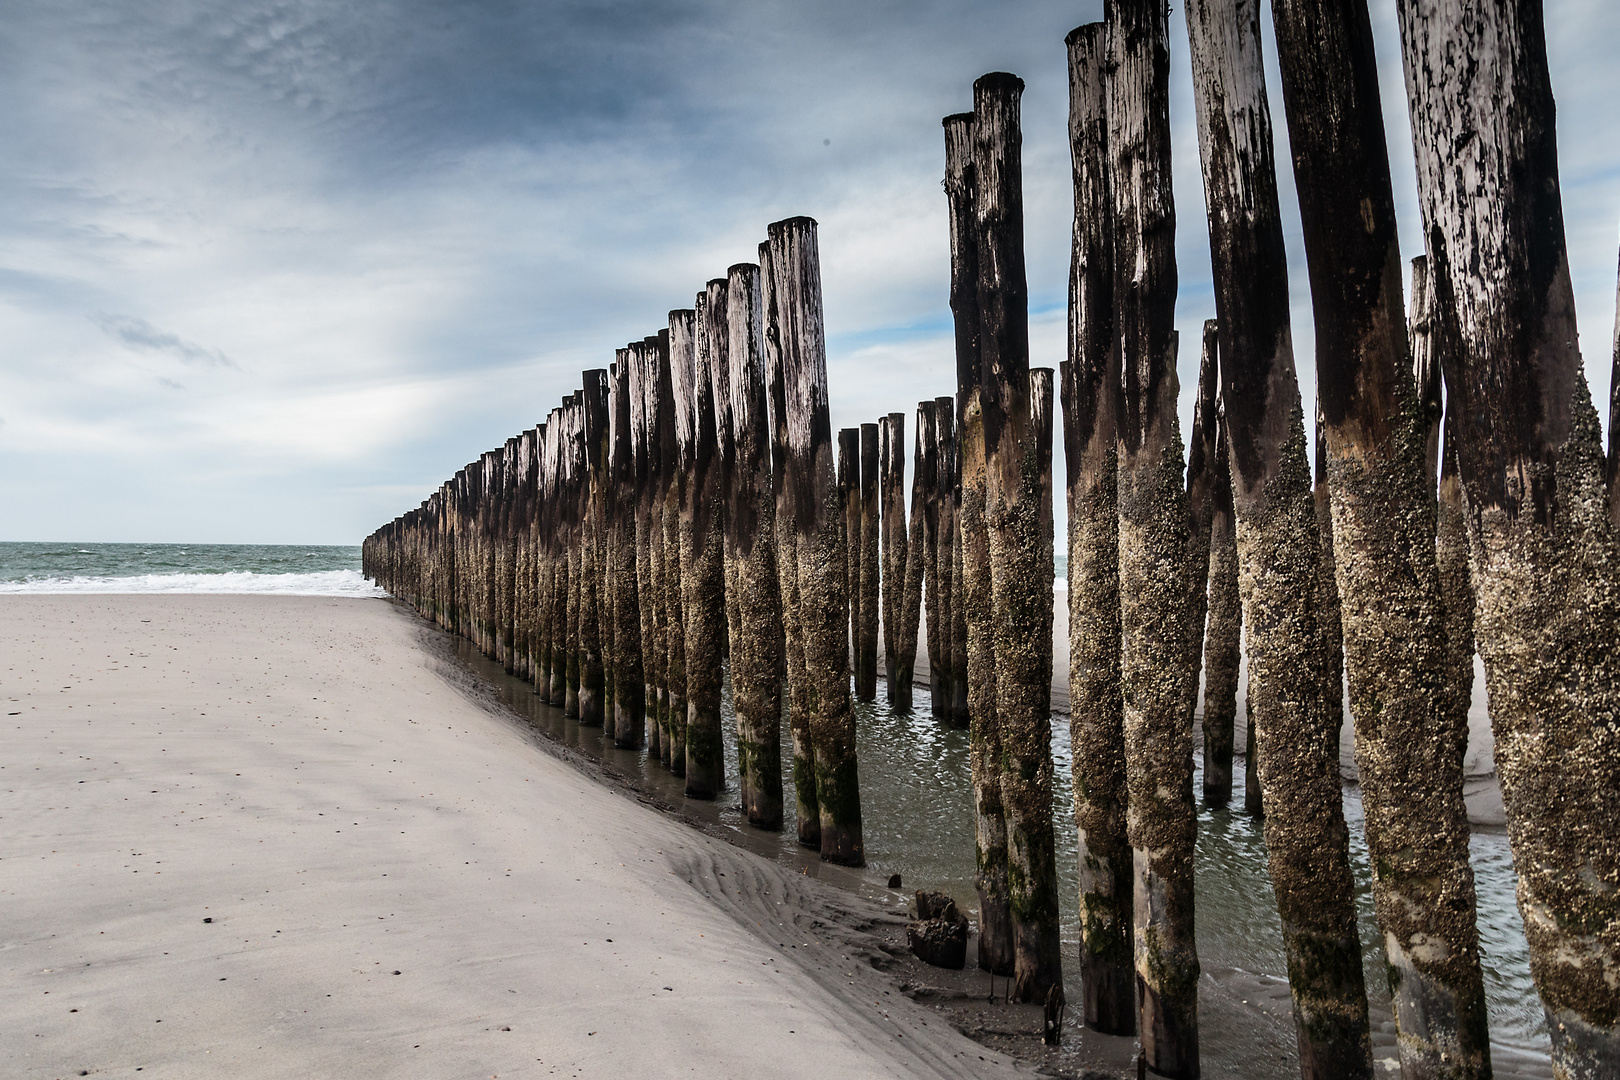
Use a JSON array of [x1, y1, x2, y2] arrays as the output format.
[[453, 636, 1548, 1074]]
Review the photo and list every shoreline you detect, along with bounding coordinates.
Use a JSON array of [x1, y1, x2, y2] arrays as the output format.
[[0, 594, 1039, 1079]]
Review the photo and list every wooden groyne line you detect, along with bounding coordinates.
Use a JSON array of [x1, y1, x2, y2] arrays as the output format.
[[366, 3, 1620, 1075]]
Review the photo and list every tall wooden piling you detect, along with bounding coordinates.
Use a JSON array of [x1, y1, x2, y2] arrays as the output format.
[[545, 415, 569, 707], [1399, 1, 1620, 1068], [1183, 323, 1221, 722], [919, 401, 946, 716], [609, 355, 645, 749], [839, 427, 862, 679], [761, 237, 819, 849], [665, 313, 695, 778], [683, 285, 729, 799], [768, 215, 863, 866], [1271, 0, 1491, 1073], [1184, 0, 1374, 1070], [971, 72, 1061, 1004], [1611, 252, 1620, 530], [578, 370, 609, 726], [1201, 414, 1238, 809], [628, 340, 660, 761], [939, 396, 968, 725], [723, 261, 785, 829], [897, 408, 926, 712], [880, 413, 911, 706], [856, 422, 881, 702], [945, 109, 1012, 975], [1412, 259, 1479, 866], [1107, 1, 1200, 1069], [1062, 19, 1131, 1037]]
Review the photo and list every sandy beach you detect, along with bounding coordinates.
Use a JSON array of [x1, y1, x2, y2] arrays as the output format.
[[0, 594, 1034, 1079]]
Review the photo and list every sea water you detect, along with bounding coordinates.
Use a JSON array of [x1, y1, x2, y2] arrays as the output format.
[[449, 630, 1551, 1078], [0, 541, 382, 596]]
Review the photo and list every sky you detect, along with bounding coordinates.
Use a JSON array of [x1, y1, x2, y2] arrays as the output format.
[[1, 1, 1617, 545]]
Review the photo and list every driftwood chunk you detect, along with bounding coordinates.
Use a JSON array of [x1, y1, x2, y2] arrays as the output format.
[[907, 895, 968, 971]]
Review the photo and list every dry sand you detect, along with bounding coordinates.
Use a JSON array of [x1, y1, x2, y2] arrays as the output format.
[[0, 595, 1041, 1079]]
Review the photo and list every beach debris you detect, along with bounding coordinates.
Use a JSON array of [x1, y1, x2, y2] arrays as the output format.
[[907, 891, 968, 970]]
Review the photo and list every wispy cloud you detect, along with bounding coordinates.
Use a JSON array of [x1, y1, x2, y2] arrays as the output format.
[[93, 313, 239, 371]]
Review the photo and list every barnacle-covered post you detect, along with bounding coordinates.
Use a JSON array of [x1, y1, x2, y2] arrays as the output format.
[[768, 215, 864, 866]]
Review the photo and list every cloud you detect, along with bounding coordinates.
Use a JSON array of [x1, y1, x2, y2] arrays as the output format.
[[93, 313, 239, 371], [0, 0, 1615, 543]]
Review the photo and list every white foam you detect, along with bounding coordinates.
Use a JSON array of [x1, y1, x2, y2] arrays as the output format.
[[0, 569, 386, 598]]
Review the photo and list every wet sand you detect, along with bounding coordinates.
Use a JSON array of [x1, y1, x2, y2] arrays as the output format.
[[0, 595, 1034, 1079]]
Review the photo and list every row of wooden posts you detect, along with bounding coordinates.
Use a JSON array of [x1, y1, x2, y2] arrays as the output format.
[[366, 2, 1620, 1079]]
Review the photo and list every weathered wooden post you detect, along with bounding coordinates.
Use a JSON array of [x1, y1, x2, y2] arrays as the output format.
[[855, 422, 881, 702], [683, 284, 729, 799], [971, 72, 1061, 1003], [609, 355, 645, 749], [1611, 251, 1620, 529], [1184, 0, 1376, 1071], [945, 109, 1012, 975], [768, 215, 863, 866], [664, 315, 693, 777], [1183, 323, 1221, 723], [839, 427, 862, 678], [896, 411, 925, 711], [1062, 18, 1131, 1037], [918, 401, 945, 716], [1412, 259, 1479, 838], [1107, 1, 1200, 1069], [564, 396, 585, 718], [578, 371, 609, 726], [630, 340, 663, 756], [1270, 1, 1493, 1073], [721, 261, 785, 829], [1201, 414, 1238, 808], [1399, 1, 1620, 1069], [761, 238, 819, 849], [880, 413, 910, 706], [939, 396, 968, 725]]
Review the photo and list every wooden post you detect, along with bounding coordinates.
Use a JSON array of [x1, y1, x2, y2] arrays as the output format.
[[722, 261, 785, 829], [972, 72, 1061, 1004], [1611, 250, 1620, 530], [1182, 323, 1220, 722], [761, 238, 819, 850], [1413, 261, 1479, 881], [1184, 0, 1376, 1071], [1106, 2, 1200, 1069], [610, 354, 645, 749], [563, 396, 584, 719], [1270, 1, 1492, 1073], [944, 109, 1012, 975], [1201, 413, 1238, 809], [1062, 18, 1131, 1037], [839, 427, 862, 680], [630, 339, 663, 757], [917, 401, 944, 717], [664, 315, 693, 778], [683, 285, 729, 799], [1398, 4, 1620, 1066], [768, 216, 863, 866], [894, 411, 924, 712], [543, 419, 568, 707], [940, 396, 968, 725], [879, 413, 909, 706], [578, 371, 608, 726], [856, 422, 881, 702]]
